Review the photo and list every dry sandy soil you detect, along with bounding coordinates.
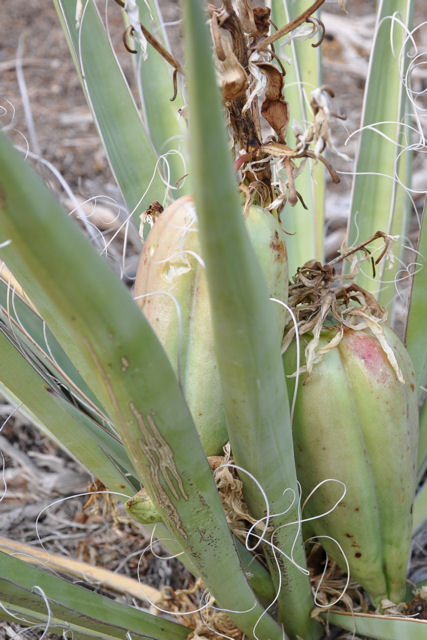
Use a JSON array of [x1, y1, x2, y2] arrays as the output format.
[[1, 1, 426, 638]]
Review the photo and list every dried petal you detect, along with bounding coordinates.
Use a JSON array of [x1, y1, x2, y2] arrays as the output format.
[[213, 27, 248, 101]]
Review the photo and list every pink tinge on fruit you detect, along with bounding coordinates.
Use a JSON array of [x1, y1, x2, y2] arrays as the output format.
[[343, 331, 392, 385], [283, 322, 419, 603]]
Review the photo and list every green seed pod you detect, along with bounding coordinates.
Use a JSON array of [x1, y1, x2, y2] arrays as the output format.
[[135, 196, 288, 455], [283, 325, 418, 604]]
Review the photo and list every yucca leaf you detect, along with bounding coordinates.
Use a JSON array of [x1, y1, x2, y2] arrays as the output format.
[[325, 610, 427, 640], [132, 0, 188, 196], [413, 478, 427, 536], [141, 521, 277, 609], [388, 114, 413, 322], [0, 278, 138, 485], [406, 204, 427, 398], [54, 0, 164, 222], [346, 0, 414, 305], [270, 0, 325, 273], [0, 536, 161, 606], [0, 130, 283, 640], [0, 551, 188, 640], [183, 1, 320, 638], [417, 401, 427, 480], [0, 328, 138, 494], [405, 199, 426, 477], [0, 277, 99, 408]]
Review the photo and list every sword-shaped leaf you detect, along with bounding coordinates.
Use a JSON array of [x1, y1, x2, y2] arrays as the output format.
[[406, 204, 427, 397], [346, 0, 414, 305], [54, 0, 164, 221], [0, 277, 100, 409], [405, 200, 427, 477], [270, 0, 325, 273], [0, 551, 188, 640], [132, 0, 188, 196], [413, 478, 427, 536], [325, 610, 427, 640], [0, 131, 282, 640], [183, 1, 320, 637], [417, 401, 427, 481], [0, 328, 138, 494]]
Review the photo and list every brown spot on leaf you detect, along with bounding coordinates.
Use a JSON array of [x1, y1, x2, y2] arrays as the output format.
[[269, 232, 287, 263]]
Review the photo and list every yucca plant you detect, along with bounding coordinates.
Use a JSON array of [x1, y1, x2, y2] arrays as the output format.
[[0, 1, 426, 639]]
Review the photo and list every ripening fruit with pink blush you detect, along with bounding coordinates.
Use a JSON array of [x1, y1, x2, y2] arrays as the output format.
[[343, 331, 393, 385], [283, 325, 418, 604]]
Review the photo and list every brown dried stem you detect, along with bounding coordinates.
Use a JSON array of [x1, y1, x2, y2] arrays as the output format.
[[256, 0, 326, 51]]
